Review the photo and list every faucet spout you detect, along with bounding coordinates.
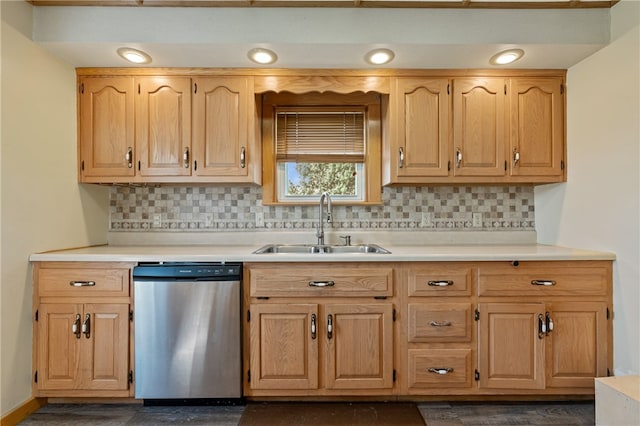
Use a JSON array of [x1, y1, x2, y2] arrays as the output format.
[[316, 192, 332, 245]]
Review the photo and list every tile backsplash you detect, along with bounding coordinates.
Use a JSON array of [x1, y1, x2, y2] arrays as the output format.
[[110, 185, 535, 233]]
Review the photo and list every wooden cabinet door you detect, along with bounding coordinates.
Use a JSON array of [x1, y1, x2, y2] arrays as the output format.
[[249, 304, 319, 390], [81, 304, 130, 390], [37, 304, 83, 390], [545, 302, 608, 388], [391, 78, 451, 179], [453, 78, 507, 177], [79, 77, 135, 179], [136, 77, 192, 177], [510, 78, 564, 178], [192, 77, 254, 179], [478, 303, 545, 390], [325, 303, 394, 390]]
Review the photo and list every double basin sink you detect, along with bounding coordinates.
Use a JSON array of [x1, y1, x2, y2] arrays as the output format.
[[253, 243, 391, 255]]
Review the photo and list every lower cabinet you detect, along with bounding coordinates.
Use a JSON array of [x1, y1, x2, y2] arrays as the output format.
[[244, 263, 396, 396], [33, 262, 134, 397]]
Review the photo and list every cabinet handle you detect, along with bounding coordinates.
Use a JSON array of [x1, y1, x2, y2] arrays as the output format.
[[399, 147, 404, 169], [455, 148, 462, 168], [429, 320, 452, 327], [69, 280, 96, 287], [531, 280, 556, 286], [125, 147, 133, 168], [538, 313, 546, 339], [311, 314, 317, 340], [309, 280, 335, 287], [240, 146, 246, 169], [513, 148, 520, 166], [428, 367, 454, 375], [546, 312, 554, 334], [72, 314, 82, 339], [327, 314, 333, 339], [183, 147, 190, 168], [427, 280, 453, 287], [82, 313, 91, 339]]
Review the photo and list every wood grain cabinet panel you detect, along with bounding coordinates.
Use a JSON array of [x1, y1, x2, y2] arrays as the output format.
[[408, 303, 472, 343], [509, 77, 564, 179], [325, 304, 394, 390], [79, 76, 135, 179], [192, 76, 260, 183], [452, 77, 507, 177], [408, 349, 473, 389], [386, 78, 451, 183], [249, 304, 319, 390], [33, 262, 134, 397], [136, 76, 192, 177]]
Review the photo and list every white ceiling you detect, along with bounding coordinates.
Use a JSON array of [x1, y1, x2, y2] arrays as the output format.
[[28, 3, 613, 69]]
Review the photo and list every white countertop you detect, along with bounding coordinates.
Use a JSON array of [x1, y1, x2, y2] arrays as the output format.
[[29, 243, 616, 263]]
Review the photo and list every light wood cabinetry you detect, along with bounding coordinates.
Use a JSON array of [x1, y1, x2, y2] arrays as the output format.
[[192, 77, 259, 182], [452, 77, 507, 177], [33, 262, 134, 397], [77, 72, 259, 184], [509, 77, 565, 179], [384, 72, 566, 185], [78, 77, 135, 179], [136, 76, 192, 177], [244, 263, 396, 396], [476, 261, 612, 394], [403, 262, 477, 395], [387, 78, 451, 181]]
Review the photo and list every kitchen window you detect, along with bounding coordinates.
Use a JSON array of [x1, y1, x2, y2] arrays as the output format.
[[262, 92, 382, 205]]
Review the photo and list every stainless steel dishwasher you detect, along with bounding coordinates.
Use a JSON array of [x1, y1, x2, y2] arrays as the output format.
[[133, 262, 241, 401]]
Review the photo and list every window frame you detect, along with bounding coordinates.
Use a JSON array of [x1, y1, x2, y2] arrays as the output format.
[[261, 92, 382, 206]]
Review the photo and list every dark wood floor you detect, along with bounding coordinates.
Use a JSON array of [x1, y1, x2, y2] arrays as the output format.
[[17, 401, 595, 425]]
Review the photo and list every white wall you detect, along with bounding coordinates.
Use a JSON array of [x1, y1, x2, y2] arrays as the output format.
[[535, 0, 640, 376], [0, 1, 109, 416]]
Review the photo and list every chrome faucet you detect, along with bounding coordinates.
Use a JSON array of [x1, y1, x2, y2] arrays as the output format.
[[316, 192, 332, 245]]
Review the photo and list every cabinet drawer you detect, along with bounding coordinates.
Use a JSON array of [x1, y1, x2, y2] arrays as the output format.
[[249, 265, 393, 297], [477, 261, 611, 297], [408, 349, 472, 389], [37, 263, 131, 297], [408, 263, 473, 297], [408, 303, 472, 342]]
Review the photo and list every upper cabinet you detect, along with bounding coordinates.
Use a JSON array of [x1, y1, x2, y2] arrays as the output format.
[[78, 73, 260, 184], [384, 72, 566, 185], [192, 77, 258, 181], [78, 69, 564, 186], [136, 76, 192, 177], [78, 77, 135, 179], [452, 77, 507, 178], [509, 77, 565, 179]]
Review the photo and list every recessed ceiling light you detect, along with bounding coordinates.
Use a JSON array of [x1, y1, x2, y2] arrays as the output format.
[[490, 49, 525, 66], [117, 47, 152, 64], [248, 48, 278, 65], [365, 49, 395, 65]]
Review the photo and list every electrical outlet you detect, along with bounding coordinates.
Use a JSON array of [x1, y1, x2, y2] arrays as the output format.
[[255, 211, 265, 228], [472, 213, 482, 227], [152, 213, 162, 228], [204, 213, 214, 227], [421, 212, 432, 227]]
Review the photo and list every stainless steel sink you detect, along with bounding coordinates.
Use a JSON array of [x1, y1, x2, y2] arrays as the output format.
[[252, 243, 391, 254]]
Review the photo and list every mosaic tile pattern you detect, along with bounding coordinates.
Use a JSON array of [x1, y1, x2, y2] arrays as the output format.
[[110, 185, 535, 232]]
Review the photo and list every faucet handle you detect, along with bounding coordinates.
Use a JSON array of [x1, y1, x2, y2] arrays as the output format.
[[339, 235, 352, 246]]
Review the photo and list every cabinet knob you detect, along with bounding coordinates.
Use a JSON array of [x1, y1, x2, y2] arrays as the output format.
[[327, 314, 333, 339], [513, 148, 520, 166], [455, 148, 462, 168], [72, 313, 82, 339], [311, 314, 317, 340], [240, 146, 246, 169], [183, 147, 190, 169], [82, 313, 91, 339], [399, 147, 404, 169]]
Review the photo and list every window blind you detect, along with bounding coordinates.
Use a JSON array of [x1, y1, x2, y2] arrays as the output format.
[[275, 107, 366, 163]]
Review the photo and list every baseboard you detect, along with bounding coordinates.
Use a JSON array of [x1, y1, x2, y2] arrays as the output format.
[[1, 397, 47, 426]]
